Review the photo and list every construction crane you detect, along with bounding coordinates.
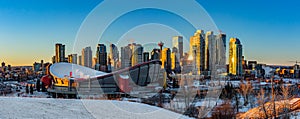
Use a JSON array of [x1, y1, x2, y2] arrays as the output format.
[[288, 60, 300, 65]]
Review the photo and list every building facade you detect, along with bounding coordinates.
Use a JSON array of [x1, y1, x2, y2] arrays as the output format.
[[143, 52, 150, 62], [229, 38, 243, 76], [82, 46, 93, 68], [216, 33, 226, 66], [190, 30, 205, 74], [171, 47, 181, 73], [130, 43, 143, 66], [96, 44, 108, 71], [68, 54, 77, 64], [205, 31, 212, 71], [121, 45, 132, 68], [96, 44, 107, 65], [109, 44, 119, 69], [55, 43, 65, 63], [172, 36, 183, 59], [161, 48, 171, 71], [151, 49, 160, 60], [78, 55, 82, 66]]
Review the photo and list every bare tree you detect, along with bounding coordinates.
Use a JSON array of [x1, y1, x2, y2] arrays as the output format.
[[280, 85, 294, 117], [256, 88, 268, 118], [270, 77, 277, 117], [211, 100, 235, 119], [239, 80, 253, 106]]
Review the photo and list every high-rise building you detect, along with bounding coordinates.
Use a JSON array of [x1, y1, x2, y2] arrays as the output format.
[[190, 30, 205, 74], [120, 43, 143, 68], [109, 44, 119, 69], [172, 36, 183, 59], [92, 57, 97, 69], [216, 33, 226, 66], [68, 54, 77, 64], [207, 32, 227, 77], [143, 52, 150, 62], [161, 48, 171, 71], [130, 43, 143, 66], [96, 44, 107, 65], [96, 44, 107, 71], [67, 55, 72, 63], [151, 49, 160, 60], [229, 38, 243, 76], [55, 43, 65, 63], [82, 46, 93, 68], [205, 31, 215, 72], [121, 45, 132, 68], [107, 57, 112, 73], [171, 47, 181, 73], [52, 56, 56, 64], [78, 55, 82, 65]]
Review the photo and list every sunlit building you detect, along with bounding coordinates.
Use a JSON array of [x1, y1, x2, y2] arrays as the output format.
[[172, 36, 183, 59], [92, 57, 97, 69], [68, 54, 77, 64], [52, 56, 56, 64], [78, 55, 82, 66], [130, 43, 143, 66], [55, 43, 65, 63], [82, 46, 93, 68], [161, 48, 171, 71], [171, 47, 181, 73], [205, 31, 215, 72], [120, 43, 144, 68], [229, 38, 243, 76], [107, 57, 112, 73], [190, 30, 205, 74]]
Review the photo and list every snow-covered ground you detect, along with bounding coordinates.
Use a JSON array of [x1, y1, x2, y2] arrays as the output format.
[[0, 97, 192, 119]]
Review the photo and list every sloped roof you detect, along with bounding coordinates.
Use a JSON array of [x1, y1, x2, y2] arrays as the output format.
[[50, 62, 108, 79]]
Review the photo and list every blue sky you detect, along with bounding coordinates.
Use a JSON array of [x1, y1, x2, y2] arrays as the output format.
[[198, 0, 300, 65], [0, 0, 299, 66]]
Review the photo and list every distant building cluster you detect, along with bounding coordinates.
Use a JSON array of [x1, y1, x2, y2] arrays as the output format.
[[185, 30, 227, 76], [50, 30, 232, 77], [0, 61, 44, 81], [49, 37, 300, 79]]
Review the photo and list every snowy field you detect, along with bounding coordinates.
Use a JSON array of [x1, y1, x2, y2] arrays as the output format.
[[0, 97, 191, 119]]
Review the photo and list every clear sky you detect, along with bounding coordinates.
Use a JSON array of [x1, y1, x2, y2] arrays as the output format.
[[0, 0, 299, 66]]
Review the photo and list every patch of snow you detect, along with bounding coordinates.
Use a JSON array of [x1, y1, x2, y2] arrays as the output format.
[[0, 97, 193, 119]]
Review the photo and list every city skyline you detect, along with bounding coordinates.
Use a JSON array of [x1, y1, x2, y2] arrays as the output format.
[[0, 0, 299, 66]]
